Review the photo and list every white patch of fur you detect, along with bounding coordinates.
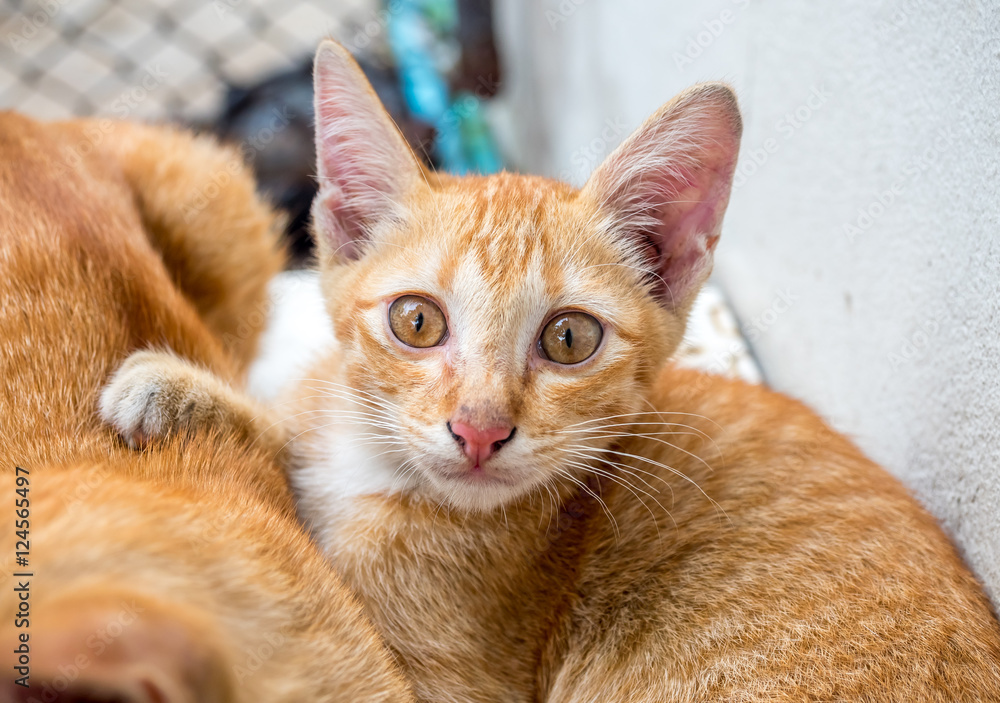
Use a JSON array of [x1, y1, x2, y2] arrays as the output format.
[[293, 415, 419, 550], [246, 271, 334, 403]]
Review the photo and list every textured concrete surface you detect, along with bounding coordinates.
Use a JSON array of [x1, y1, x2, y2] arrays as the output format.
[[494, 0, 1000, 605]]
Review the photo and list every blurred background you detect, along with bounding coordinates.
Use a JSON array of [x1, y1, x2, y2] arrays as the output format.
[[2, 0, 998, 606]]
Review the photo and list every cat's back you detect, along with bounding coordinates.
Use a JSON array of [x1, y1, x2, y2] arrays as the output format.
[[561, 364, 1000, 701], [0, 112, 229, 471], [0, 110, 297, 554]]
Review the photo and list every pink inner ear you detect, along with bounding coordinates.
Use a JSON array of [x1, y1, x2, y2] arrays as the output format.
[[584, 87, 741, 309], [311, 42, 422, 258], [312, 186, 364, 259], [653, 164, 732, 304]]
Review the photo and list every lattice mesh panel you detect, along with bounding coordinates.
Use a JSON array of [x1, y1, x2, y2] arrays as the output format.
[[0, 0, 374, 122]]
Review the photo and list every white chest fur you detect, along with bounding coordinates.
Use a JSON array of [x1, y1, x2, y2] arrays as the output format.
[[290, 420, 417, 552]]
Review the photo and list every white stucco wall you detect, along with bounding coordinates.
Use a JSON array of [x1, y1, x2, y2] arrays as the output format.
[[492, 0, 1000, 605]]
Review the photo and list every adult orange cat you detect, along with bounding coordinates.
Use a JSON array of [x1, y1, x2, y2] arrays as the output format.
[[103, 41, 1000, 701], [0, 112, 413, 701]]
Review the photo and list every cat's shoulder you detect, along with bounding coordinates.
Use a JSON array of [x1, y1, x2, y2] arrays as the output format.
[[653, 364, 829, 431]]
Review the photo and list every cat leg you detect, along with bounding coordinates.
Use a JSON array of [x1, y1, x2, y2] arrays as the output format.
[[99, 349, 288, 457]]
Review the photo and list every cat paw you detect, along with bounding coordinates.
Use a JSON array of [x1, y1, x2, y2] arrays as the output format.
[[99, 350, 230, 448]]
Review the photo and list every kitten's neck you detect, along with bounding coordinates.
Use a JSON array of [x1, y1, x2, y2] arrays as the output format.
[[302, 476, 600, 699]]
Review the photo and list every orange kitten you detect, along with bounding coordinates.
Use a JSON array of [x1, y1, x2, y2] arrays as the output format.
[[105, 41, 1000, 701], [0, 113, 412, 701]]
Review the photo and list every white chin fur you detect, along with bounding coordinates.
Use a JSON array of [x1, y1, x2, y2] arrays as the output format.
[[421, 470, 538, 514]]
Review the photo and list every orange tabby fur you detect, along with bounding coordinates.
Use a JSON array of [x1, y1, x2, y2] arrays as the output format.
[[104, 41, 1000, 701], [0, 112, 413, 702]]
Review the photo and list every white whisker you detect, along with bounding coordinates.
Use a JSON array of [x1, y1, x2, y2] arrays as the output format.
[[553, 467, 620, 542], [561, 458, 668, 537]]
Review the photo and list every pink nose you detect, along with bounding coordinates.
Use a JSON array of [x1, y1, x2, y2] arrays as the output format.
[[448, 421, 516, 465]]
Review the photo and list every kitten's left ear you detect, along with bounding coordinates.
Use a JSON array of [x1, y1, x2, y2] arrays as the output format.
[[581, 83, 742, 310], [311, 40, 425, 261]]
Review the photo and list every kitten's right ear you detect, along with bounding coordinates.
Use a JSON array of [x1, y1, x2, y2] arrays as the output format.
[[581, 83, 742, 312], [311, 40, 424, 261]]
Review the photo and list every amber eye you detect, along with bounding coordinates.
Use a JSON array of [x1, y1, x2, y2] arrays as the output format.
[[539, 312, 603, 365], [389, 295, 447, 348]]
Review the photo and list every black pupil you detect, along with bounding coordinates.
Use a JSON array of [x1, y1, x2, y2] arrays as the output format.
[[565, 326, 573, 348], [414, 311, 424, 332]]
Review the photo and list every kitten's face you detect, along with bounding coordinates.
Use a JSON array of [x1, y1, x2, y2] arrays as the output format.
[[322, 174, 681, 511], [309, 40, 740, 512]]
